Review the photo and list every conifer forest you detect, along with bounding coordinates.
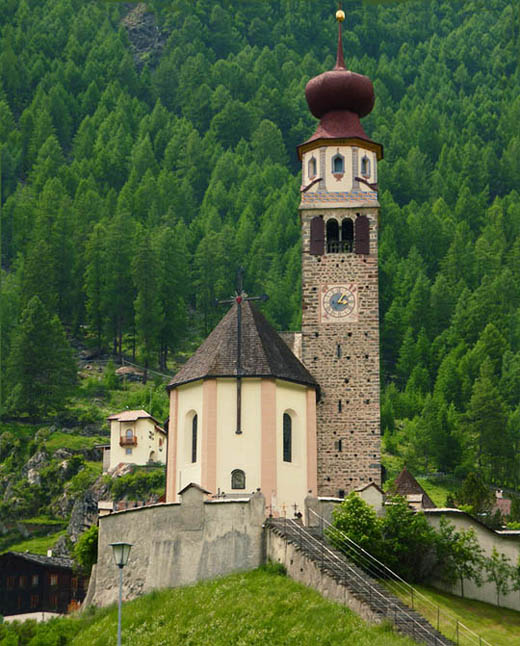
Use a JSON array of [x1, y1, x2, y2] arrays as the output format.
[[1, 0, 520, 490]]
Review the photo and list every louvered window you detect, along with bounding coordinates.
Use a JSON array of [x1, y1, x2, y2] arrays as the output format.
[[310, 216, 324, 255], [355, 215, 370, 255]]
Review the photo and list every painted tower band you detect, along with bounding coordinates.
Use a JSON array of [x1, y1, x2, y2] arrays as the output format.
[[299, 11, 383, 497]]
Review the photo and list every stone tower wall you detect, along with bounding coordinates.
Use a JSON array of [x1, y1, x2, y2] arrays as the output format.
[[300, 206, 381, 497]]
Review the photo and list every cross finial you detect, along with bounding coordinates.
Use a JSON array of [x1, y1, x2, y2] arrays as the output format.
[[216, 268, 268, 434]]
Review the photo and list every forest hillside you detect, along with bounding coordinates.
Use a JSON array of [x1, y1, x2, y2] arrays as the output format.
[[0, 0, 519, 492]]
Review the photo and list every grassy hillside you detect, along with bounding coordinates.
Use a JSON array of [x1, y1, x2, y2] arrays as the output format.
[[406, 585, 520, 646], [1, 568, 416, 646]]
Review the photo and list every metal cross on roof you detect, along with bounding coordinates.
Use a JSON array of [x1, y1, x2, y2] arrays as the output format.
[[217, 267, 268, 434]]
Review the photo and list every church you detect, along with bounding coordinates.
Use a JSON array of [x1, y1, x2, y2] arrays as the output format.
[[165, 10, 382, 515]]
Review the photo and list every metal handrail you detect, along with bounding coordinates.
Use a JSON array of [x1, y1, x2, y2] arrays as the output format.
[[309, 510, 494, 646], [277, 517, 447, 645]]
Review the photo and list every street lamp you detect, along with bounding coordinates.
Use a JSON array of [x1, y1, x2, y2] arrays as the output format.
[[110, 542, 133, 646]]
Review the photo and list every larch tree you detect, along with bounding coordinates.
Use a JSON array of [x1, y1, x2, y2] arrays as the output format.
[[6, 296, 76, 418]]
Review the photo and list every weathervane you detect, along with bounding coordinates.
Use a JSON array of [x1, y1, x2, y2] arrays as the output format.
[[217, 268, 268, 435]]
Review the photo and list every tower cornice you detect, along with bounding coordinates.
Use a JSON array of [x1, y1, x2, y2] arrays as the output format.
[[297, 137, 383, 161]]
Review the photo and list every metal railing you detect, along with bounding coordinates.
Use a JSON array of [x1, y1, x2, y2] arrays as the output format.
[[308, 510, 493, 646], [275, 515, 449, 646], [327, 240, 353, 254]]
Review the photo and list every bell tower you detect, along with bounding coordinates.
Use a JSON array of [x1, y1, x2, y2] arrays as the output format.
[[299, 10, 383, 497]]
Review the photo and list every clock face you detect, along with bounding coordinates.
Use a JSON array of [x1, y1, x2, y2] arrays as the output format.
[[321, 284, 358, 322]]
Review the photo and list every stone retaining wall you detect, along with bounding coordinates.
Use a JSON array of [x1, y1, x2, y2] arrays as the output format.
[[88, 486, 265, 607]]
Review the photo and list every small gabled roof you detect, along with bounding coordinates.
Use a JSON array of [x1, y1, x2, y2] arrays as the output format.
[[167, 301, 319, 392], [178, 482, 212, 496], [107, 409, 161, 425], [391, 467, 436, 509]]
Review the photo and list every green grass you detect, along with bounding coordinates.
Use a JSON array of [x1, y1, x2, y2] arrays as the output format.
[[21, 516, 67, 526], [402, 584, 520, 646], [44, 431, 108, 452], [72, 568, 416, 646], [416, 477, 460, 507], [3, 530, 67, 555], [0, 421, 36, 439], [0, 569, 418, 645]]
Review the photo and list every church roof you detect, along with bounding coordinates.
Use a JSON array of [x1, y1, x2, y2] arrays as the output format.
[[391, 467, 436, 509], [167, 301, 318, 392]]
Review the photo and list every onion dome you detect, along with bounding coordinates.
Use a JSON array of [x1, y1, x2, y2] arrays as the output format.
[[305, 12, 374, 120], [298, 10, 381, 158]]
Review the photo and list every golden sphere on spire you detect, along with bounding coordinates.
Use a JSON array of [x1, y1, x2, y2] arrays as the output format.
[[336, 9, 345, 22]]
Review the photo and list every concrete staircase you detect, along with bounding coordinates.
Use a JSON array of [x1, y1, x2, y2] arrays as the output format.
[[267, 517, 454, 646]]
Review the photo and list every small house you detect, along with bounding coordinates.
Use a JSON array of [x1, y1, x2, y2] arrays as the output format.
[[106, 409, 167, 471], [0, 552, 87, 617]]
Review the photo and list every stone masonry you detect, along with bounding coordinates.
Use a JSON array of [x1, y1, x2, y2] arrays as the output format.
[[300, 204, 381, 497]]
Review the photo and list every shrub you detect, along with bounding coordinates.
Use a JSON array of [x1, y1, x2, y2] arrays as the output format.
[[74, 525, 98, 574]]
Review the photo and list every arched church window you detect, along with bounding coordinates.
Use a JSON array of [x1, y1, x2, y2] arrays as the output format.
[[361, 155, 371, 178], [310, 216, 324, 256], [341, 218, 354, 252], [231, 469, 245, 490], [308, 156, 317, 178], [191, 414, 198, 463], [332, 153, 344, 175], [283, 413, 292, 463], [326, 218, 339, 253]]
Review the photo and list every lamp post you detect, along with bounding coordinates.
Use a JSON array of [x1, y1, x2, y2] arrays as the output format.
[[110, 542, 133, 646]]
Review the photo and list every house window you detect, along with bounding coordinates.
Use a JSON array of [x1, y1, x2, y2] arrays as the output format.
[[125, 447, 132, 455], [308, 156, 317, 178], [231, 469, 245, 490], [283, 413, 292, 463], [50, 594, 58, 609], [332, 154, 344, 174], [191, 414, 198, 463], [30, 595, 39, 609], [7, 576, 16, 589], [50, 574, 58, 586], [19, 575, 27, 588], [361, 155, 371, 178], [32, 574, 39, 587], [125, 429, 133, 440]]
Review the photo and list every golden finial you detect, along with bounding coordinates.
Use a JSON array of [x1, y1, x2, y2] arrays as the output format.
[[334, 4, 346, 70]]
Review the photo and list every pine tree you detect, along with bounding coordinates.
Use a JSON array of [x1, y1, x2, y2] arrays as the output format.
[[6, 296, 76, 417]]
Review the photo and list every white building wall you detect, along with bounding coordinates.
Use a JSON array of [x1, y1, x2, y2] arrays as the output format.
[[175, 382, 203, 491], [275, 380, 309, 515], [216, 379, 262, 495]]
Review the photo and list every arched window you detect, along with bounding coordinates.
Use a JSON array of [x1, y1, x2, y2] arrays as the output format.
[[231, 469, 245, 489], [283, 413, 292, 463], [191, 414, 198, 463], [308, 156, 317, 178], [361, 155, 371, 178], [326, 218, 339, 253], [125, 428, 133, 439], [332, 154, 344, 174], [342, 218, 354, 252]]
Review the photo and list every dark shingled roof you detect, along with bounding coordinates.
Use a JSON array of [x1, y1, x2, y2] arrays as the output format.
[[4, 551, 74, 570], [167, 301, 318, 392], [391, 467, 436, 509]]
